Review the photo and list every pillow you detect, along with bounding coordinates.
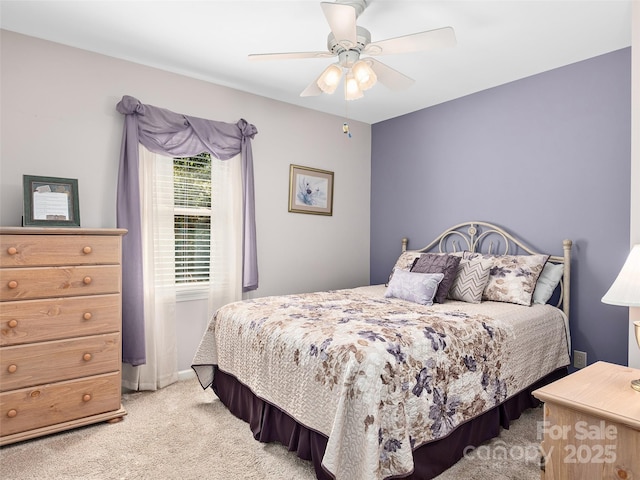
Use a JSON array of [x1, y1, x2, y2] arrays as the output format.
[[384, 269, 445, 305], [447, 257, 493, 303], [411, 253, 461, 303], [387, 250, 422, 284], [532, 262, 564, 305], [463, 252, 550, 306]]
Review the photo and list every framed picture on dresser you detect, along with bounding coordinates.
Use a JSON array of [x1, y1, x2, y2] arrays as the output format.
[[23, 175, 80, 227]]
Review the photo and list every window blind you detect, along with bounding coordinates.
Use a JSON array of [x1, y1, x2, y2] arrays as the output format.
[[173, 153, 212, 284]]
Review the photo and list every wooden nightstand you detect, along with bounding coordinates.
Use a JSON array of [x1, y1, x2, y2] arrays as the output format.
[[533, 361, 640, 480]]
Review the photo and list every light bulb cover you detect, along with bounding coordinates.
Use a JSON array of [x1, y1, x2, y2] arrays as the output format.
[[316, 64, 343, 94], [344, 72, 363, 100], [352, 60, 377, 91]]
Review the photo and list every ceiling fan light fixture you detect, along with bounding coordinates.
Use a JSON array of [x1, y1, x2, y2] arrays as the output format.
[[344, 72, 364, 100], [316, 64, 343, 94], [250, 2, 456, 101], [352, 59, 377, 91]]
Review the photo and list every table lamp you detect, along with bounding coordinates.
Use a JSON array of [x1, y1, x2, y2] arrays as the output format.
[[601, 244, 640, 391]]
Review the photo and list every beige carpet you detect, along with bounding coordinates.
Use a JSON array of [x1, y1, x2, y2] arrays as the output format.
[[0, 377, 544, 480]]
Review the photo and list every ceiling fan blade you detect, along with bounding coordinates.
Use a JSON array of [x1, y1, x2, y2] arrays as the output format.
[[364, 27, 456, 56], [321, 2, 357, 46], [300, 77, 323, 97], [367, 58, 414, 91], [249, 51, 334, 61]]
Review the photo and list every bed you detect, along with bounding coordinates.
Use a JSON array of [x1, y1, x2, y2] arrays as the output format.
[[192, 221, 572, 480]]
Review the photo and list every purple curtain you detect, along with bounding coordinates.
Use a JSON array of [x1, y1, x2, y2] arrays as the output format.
[[116, 95, 258, 365]]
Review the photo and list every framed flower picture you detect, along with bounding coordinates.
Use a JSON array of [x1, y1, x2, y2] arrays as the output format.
[[288, 164, 334, 216]]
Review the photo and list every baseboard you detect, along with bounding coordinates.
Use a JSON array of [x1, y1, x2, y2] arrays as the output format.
[[121, 369, 196, 393], [178, 368, 196, 381]]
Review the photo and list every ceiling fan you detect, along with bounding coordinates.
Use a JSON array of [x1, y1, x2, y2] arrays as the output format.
[[248, 0, 456, 100]]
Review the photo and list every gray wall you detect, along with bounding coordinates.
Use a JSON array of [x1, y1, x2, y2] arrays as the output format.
[[371, 48, 632, 367], [0, 30, 372, 373]]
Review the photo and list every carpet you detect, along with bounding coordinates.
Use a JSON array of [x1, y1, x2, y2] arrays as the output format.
[[0, 377, 544, 479]]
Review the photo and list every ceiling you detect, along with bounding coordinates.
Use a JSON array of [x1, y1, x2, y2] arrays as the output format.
[[0, 0, 632, 124]]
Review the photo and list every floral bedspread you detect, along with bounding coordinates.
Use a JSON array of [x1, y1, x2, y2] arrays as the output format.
[[192, 285, 569, 480]]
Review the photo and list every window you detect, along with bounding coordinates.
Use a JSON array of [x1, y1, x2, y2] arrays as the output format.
[[173, 153, 211, 285]]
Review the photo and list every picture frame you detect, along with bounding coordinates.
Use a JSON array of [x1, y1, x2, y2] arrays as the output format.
[[23, 175, 80, 227], [288, 164, 334, 216]]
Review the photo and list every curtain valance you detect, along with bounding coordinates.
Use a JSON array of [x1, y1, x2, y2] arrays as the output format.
[[116, 95, 258, 365], [116, 95, 257, 158]]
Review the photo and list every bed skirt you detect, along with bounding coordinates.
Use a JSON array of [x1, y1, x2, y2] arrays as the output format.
[[211, 366, 567, 480]]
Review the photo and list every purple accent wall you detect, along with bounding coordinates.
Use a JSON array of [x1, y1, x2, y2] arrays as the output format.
[[371, 48, 632, 366]]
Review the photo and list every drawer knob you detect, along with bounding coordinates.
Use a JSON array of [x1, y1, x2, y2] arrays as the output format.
[[7, 247, 17, 255], [8, 319, 18, 328], [7, 280, 18, 289], [7, 409, 17, 418], [82, 394, 92, 402], [83, 276, 92, 285], [83, 246, 92, 254], [7, 364, 17, 374], [83, 353, 92, 362], [83, 312, 93, 321]]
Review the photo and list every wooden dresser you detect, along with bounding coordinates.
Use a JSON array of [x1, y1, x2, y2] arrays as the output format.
[[0, 227, 127, 445], [533, 361, 640, 480]]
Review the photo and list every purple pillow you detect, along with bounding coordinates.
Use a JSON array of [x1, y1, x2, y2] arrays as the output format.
[[411, 253, 461, 303], [384, 269, 445, 305]]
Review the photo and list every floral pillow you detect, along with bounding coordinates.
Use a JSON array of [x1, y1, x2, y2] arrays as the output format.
[[463, 252, 549, 306], [384, 269, 444, 305], [411, 253, 461, 303], [387, 250, 422, 284]]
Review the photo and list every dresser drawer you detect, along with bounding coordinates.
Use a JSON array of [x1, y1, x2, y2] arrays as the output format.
[[0, 265, 121, 301], [0, 372, 121, 437], [1, 294, 120, 346], [0, 235, 121, 267], [0, 333, 120, 391]]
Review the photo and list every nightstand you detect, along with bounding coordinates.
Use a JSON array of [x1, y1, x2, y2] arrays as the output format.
[[533, 361, 640, 480]]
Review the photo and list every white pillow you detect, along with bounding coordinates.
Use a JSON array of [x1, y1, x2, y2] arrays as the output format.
[[532, 262, 564, 304], [384, 269, 444, 305]]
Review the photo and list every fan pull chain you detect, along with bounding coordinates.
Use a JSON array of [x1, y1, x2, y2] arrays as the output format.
[[343, 101, 352, 138]]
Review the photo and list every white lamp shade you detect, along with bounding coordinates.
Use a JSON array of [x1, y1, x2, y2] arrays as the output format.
[[601, 244, 640, 307], [316, 64, 343, 94], [344, 72, 364, 100], [352, 60, 377, 91]]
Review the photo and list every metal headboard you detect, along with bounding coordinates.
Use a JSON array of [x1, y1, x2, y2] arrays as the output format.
[[401, 221, 572, 319]]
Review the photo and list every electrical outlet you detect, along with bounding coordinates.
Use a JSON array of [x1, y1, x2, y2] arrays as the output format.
[[573, 350, 587, 369]]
